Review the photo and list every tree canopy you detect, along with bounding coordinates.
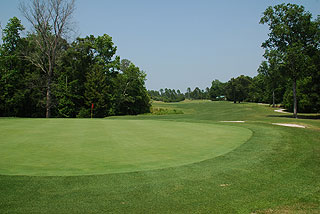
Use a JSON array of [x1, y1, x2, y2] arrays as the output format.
[[0, 17, 150, 118], [260, 3, 320, 117]]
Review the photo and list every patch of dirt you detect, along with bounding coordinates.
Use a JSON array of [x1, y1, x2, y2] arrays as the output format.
[[272, 123, 305, 128]]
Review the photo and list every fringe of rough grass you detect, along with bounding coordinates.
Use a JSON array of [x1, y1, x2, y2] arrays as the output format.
[[149, 107, 184, 115]]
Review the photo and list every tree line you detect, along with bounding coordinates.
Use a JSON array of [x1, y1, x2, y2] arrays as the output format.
[[1, 2, 319, 118], [148, 87, 212, 102], [149, 4, 320, 117], [0, 0, 150, 118]]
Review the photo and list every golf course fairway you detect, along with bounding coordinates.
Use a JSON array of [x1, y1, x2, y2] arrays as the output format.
[[0, 119, 252, 176], [1, 101, 320, 213]]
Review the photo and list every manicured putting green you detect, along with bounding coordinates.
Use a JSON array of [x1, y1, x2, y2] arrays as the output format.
[[0, 119, 252, 176]]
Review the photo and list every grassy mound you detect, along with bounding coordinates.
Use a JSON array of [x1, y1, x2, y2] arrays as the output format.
[[0, 119, 251, 176]]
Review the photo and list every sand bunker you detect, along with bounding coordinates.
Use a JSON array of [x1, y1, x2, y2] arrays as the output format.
[[274, 109, 289, 113], [272, 123, 305, 128]]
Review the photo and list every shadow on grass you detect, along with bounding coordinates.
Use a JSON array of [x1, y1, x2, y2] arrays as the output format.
[[267, 114, 320, 120]]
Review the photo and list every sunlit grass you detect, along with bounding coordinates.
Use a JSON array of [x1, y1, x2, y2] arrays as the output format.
[[0, 119, 251, 176], [0, 101, 319, 213]]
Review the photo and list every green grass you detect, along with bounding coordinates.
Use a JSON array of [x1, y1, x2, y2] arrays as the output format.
[[0, 119, 251, 176], [0, 101, 319, 213]]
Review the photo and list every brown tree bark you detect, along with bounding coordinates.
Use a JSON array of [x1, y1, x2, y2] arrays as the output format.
[[272, 90, 275, 107], [293, 78, 298, 118]]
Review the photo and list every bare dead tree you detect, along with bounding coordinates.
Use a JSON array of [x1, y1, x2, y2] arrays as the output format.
[[19, 0, 75, 118]]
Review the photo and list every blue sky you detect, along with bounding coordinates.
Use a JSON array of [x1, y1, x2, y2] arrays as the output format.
[[1, 0, 319, 91]]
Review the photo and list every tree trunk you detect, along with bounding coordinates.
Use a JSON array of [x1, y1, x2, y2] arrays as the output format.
[[46, 61, 53, 118], [292, 78, 297, 118], [272, 90, 275, 107], [46, 77, 51, 118]]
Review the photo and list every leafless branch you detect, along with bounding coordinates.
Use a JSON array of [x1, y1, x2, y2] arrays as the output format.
[[19, 0, 76, 117]]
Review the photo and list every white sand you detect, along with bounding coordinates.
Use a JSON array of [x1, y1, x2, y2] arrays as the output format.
[[274, 109, 289, 113], [272, 123, 305, 128]]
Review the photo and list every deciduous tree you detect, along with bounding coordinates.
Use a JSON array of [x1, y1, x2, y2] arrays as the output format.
[[0, 17, 27, 116], [260, 3, 319, 117], [20, 0, 76, 118]]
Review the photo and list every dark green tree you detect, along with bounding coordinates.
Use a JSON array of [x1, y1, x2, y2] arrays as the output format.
[[84, 64, 111, 118], [56, 34, 119, 118], [247, 73, 267, 103], [115, 59, 150, 115], [225, 75, 252, 103], [190, 87, 202, 100], [148, 88, 184, 102], [0, 17, 27, 116], [209, 79, 225, 101], [55, 36, 98, 117], [225, 78, 236, 103], [257, 51, 287, 107], [186, 87, 191, 99], [260, 3, 319, 117], [148, 90, 161, 101]]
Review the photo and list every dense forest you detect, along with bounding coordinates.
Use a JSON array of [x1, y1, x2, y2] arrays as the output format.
[[1, 2, 319, 118], [149, 4, 320, 116], [0, 5, 150, 118]]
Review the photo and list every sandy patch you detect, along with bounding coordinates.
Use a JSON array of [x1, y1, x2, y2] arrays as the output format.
[[274, 109, 289, 113], [220, 121, 245, 123], [272, 123, 305, 128]]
